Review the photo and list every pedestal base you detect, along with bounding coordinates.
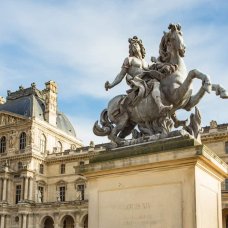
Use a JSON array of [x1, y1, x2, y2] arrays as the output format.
[[80, 136, 228, 228]]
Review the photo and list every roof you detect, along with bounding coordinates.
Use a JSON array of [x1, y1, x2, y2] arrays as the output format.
[[0, 85, 76, 137]]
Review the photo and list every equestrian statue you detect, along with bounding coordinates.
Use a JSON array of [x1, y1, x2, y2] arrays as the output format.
[[93, 23, 228, 146]]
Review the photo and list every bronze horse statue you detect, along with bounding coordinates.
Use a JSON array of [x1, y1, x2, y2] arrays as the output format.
[[93, 24, 227, 145]]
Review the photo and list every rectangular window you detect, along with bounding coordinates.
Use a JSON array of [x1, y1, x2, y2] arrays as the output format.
[[77, 184, 85, 200], [38, 186, 44, 202], [59, 186, 65, 202], [60, 164, 65, 174], [225, 179, 228, 191], [225, 142, 228, 154], [39, 164, 44, 174], [16, 185, 21, 204], [79, 161, 85, 166]]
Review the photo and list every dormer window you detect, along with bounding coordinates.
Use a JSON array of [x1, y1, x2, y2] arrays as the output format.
[[19, 132, 26, 150], [0, 136, 6, 153]]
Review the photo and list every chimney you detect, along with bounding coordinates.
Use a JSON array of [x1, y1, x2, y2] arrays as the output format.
[[0, 97, 6, 104], [44, 81, 58, 126]]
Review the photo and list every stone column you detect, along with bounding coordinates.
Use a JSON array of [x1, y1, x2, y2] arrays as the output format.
[[2, 179, 7, 201], [1, 215, 5, 228], [6, 179, 11, 202], [75, 214, 83, 228], [29, 177, 33, 201], [21, 178, 24, 201], [27, 214, 32, 228], [0, 178, 2, 201], [75, 222, 83, 228], [22, 214, 27, 228], [24, 177, 29, 200]]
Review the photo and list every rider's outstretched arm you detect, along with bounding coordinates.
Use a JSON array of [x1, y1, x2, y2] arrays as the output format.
[[109, 68, 127, 88], [105, 58, 129, 90]]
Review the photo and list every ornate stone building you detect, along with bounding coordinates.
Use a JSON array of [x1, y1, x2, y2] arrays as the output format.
[[0, 81, 96, 228], [0, 81, 228, 228], [200, 121, 228, 228]]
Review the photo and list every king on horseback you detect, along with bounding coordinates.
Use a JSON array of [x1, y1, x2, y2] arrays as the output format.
[[105, 36, 173, 115]]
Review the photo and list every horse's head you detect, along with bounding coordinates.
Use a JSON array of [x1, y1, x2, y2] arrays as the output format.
[[159, 24, 186, 62], [128, 36, 146, 59]]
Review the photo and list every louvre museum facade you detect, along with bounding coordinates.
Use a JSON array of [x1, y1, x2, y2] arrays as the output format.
[[0, 81, 227, 228]]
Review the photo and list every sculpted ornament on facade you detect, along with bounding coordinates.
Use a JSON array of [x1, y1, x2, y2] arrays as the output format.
[[9, 131, 16, 148], [94, 24, 228, 146], [210, 120, 218, 129]]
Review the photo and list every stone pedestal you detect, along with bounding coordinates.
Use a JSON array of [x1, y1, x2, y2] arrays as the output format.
[[79, 136, 228, 228]]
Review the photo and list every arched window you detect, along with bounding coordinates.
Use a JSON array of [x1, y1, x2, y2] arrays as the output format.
[[19, 132, 26, 150], [57, 141, 62, 152], [0, 136, 6, 153], [39, 164, 44, 174], [225, 141, 228, 154], [40, 134, 46, 153]]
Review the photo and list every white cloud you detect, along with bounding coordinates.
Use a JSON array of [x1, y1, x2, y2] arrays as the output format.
[[0, 0, 227, 144]]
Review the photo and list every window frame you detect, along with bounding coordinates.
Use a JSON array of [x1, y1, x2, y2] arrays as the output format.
[[60, 164, 65, 174], [59, 186, 66, 202], [39, 164, 44, 174], [0, 136, 6, 153], [57, 141, 62, 152], [15, 185, 22, 204], [225, 179, 228, 191], [18, 162, 23, 170], [38, 186, 44, 202], [19, 132, 27, 150], [40, 134, 46, 153]]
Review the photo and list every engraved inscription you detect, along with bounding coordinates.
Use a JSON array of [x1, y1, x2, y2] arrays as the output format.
[[99, 183, 182, 228]]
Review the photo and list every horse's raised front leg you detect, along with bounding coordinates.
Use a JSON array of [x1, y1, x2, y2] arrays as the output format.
[[182, 70, 212, 111], [184, 87, 205, 111], [173, 69, 211, 106], [212, 84, 228, 99]]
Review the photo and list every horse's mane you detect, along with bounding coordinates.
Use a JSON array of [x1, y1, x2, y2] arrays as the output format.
[[158, 32, 170, 63], [152, 25, 179, 75], [158, 23, 182, 63]]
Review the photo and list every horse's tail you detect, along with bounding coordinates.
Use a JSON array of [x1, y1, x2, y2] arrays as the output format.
[[93, 109, 114, 136]]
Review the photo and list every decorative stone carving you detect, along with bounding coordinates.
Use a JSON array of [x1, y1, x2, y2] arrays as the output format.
[[9, 131, 17, 148], [93, 24, 228, 146], [0, 113, 25, 127], [210, 120, 218, 129], [184, 107, 203, 142]]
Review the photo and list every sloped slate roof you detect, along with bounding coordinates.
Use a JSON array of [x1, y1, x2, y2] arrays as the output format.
[[0, 92, 76, 137]]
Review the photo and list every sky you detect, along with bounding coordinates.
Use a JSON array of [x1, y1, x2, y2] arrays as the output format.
[[0, 0, 227, 145]]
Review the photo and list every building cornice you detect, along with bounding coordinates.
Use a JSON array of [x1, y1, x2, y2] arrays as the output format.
[[32, 119, 83, 146], [201, 131, 228, 143]]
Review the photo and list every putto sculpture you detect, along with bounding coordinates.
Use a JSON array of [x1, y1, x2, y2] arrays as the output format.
[[93, 24, 228, 146]]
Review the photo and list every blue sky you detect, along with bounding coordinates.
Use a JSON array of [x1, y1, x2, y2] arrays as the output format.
[[0, 0, 227, 145]]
